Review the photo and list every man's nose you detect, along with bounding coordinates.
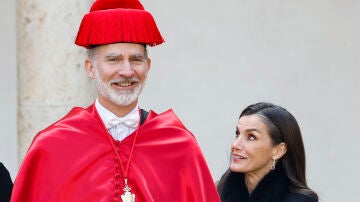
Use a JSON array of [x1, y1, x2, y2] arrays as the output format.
[[117, 61, 135, 77]]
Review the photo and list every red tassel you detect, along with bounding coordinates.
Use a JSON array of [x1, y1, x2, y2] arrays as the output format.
[[75, 0, 164, 48]]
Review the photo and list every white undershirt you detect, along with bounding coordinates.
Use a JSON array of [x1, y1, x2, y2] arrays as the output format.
[[95, 99, 139, 141]]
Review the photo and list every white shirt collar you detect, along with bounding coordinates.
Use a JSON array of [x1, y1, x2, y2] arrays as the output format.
[[95, 99, 139, 129]]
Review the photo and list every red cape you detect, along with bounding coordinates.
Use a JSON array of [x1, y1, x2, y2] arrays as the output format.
[[11, 104, 220, 202]]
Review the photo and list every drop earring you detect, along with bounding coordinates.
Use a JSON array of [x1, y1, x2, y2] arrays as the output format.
[[271, 157, 276, 170]]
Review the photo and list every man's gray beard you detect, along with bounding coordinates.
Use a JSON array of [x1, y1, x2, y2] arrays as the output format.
[[93, 67, 146, 106]]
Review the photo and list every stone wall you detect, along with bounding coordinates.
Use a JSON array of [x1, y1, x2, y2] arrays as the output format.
[[17, 0, 96, 160]]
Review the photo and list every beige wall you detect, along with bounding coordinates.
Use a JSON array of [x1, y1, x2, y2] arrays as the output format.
[[2, 0, 359, 201], [0, 0, 17, 180], [143, 1, 359, 201]]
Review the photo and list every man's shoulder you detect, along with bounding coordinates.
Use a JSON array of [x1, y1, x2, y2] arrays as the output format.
[[141, 108, 198, 144], [145, 109, 192, 132], [34, 104, 101, 141], [43, 106, 93, 129], [146, 109, 183, 126]]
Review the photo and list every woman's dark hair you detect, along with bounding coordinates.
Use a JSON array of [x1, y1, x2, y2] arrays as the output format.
[[217, 102, 318, 199]]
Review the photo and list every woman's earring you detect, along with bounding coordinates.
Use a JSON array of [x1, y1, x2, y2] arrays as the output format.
[[270, 157, 276, 170]]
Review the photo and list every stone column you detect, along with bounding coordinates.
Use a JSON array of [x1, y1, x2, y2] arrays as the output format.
[[0, 0, 17, 179], [17, 0, 96, 161]]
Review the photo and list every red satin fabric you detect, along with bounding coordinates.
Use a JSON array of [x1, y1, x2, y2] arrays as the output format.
[[11, 104, 220, 202]]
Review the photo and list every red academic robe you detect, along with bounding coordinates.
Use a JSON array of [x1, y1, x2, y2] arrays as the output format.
[[11, 104, 220, 202]]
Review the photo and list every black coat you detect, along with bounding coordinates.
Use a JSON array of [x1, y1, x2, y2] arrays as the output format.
[[219, 166, 317, 202], [0, 162, 13, 202]]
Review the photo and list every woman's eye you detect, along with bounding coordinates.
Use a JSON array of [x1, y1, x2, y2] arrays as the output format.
[[235, 130, 240, 138], [248, 134, 256, 141]]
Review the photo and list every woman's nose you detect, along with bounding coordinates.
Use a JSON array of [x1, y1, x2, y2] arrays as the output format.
[[232, 136, 242, 151]]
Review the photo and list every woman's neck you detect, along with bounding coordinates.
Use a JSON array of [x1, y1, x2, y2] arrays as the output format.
[[244, 168, 271, 194]]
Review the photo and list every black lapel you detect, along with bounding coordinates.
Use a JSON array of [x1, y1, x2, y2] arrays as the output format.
[[221, 165, 290, 202], [221, 172, 249, 202], [248, 165, 290, 202], [140, 109, 149, 125]]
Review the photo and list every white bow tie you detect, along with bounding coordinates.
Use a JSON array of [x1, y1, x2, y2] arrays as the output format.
[[107, 112, 139, 129]]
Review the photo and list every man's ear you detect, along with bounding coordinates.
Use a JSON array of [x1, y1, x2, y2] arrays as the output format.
[[85, 59, 95, 79], [273, 142, 287, 159], [146, 57, 151, 72]]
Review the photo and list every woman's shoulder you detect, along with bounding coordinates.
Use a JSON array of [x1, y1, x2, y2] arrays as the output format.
[[284, 192, 318, 202]]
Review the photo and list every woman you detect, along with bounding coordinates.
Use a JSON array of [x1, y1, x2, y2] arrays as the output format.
[[217, 102, 318, 202], [0, 162, 13, 201]]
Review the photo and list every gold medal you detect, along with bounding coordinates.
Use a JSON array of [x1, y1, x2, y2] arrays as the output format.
[[121, 178, 135, 202]]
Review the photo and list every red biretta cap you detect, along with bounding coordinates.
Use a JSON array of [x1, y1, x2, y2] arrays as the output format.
[[75, 0, 165, 49]]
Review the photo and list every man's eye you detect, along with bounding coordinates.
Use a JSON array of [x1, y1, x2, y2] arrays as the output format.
[[107, 58, 118, 62], [133, 57, 144, 62]]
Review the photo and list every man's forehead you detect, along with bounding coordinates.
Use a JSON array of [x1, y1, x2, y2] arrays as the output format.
[[94, 43, 146, 55]]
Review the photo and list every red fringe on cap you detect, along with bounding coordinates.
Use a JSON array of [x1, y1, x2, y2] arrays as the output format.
[[75, 0, 164, 49], [90, 0, 144, 12]]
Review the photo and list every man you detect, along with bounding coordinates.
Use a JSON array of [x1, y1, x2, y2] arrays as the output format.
[[11, 0, 220, 201]]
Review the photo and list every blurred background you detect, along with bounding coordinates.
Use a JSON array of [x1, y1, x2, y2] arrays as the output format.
[[1, 0, 359, 201]]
